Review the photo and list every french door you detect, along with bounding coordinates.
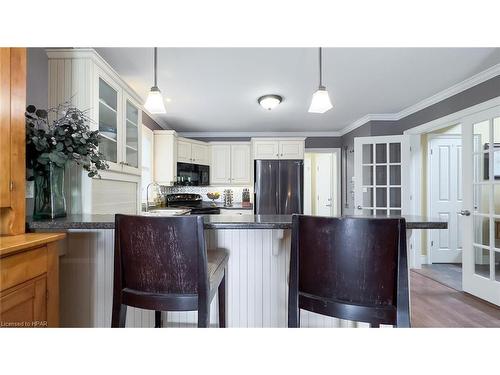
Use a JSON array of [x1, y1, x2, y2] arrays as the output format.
[[354, 135, 409, 217], [462, 106, 500, 306]]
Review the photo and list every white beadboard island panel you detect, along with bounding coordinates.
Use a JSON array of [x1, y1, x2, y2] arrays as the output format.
[[59, 228, 366, 328]]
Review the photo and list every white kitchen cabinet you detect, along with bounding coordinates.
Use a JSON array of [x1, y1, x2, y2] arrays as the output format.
[[210, 144, 231, 184], [177, 138, 209, 165], [47, 48, 145, 214], [210, 142, 251, 186], [154, 130, 177, 185], [252, 138, 305, 160], [177, 140, 192, 163], [252, 139, 279, 159], [191, 142, 209, 165], [230, 144, 252, 184]]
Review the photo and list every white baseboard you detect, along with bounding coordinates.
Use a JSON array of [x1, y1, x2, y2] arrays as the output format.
[[421, 255, 429, 265]]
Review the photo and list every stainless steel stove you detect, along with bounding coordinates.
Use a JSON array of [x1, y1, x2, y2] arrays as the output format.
[[166, 193, 221, 215]]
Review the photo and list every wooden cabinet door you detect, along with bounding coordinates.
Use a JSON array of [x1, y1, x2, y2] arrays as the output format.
[[0, 275, 47, 327], [231, 144, 251, 185], [253, 140, 279, 159], [210, 145, 231, 185], [279, 140, 304, 159], [177, 140, 192, 163], [0, 48, 11, 208], [191, 143, 209, 165]]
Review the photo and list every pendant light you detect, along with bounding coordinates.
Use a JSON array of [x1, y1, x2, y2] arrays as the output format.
[[308, 47, 333, 114], [144, 47, 167, 114]]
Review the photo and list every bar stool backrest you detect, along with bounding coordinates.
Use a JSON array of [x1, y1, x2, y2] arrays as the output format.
[[289, 215, 410, 327]]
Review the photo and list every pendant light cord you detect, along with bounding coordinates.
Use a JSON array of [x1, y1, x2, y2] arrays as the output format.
[[318, 47, 324, 88], [154, 47, 158, 88]]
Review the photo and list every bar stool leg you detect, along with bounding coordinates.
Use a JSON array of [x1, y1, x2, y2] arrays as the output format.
[[218, 271, 226, 328], [155, 311, 162, 328]]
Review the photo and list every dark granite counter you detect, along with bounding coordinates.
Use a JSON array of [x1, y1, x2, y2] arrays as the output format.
[[27, 214, 447, 231]]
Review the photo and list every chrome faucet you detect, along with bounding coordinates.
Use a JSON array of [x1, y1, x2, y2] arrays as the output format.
[[145, 182, 161, 212]]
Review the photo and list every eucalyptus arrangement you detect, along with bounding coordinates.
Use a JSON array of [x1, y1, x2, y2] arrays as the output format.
[[26, 102, 109, 219]]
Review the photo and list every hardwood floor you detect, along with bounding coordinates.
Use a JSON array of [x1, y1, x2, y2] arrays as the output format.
[[410, 270, 500, 327], [413, 263, 462, 291]]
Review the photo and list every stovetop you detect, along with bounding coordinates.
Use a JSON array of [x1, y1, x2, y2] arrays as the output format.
[[166, 193, 220, 214]]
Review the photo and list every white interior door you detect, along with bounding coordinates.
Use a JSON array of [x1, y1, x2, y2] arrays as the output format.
[[428, 136, 463, 263], [316, 153, 333, 216], [354, 135, 408, 217], [462, 106, 500, 306]]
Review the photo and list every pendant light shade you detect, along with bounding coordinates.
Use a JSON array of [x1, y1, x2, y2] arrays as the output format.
[[308, 47, 333, 114], [144, 48, 166, 114], [308, 86, 333, 113]]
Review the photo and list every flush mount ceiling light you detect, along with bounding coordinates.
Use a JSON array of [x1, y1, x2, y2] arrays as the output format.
[[308, 47, 333, 114], [258, 94, 282, 110], [144, 47, 167, 114]]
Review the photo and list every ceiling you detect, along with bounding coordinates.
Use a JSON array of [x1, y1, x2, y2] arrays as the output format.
[[95, 48, 500, 133]]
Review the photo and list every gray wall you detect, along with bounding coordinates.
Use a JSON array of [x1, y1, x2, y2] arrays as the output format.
[[340, 75, 500, 214], [27, 48, 48, 110]]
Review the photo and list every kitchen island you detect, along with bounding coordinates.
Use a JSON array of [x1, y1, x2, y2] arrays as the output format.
[[28, 214, 446, 328]]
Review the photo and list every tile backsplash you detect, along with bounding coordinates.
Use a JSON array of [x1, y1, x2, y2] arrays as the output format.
[[161, 185, 253, 203]]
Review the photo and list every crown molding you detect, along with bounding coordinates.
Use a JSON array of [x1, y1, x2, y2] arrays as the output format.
[[46, 48, 171, 130], [339, 62, 500, 136], [177, 131, 342, 138]]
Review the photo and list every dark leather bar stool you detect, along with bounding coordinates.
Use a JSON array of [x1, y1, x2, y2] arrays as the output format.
[[288, 215, 410, 328], [112, 214, 228, 328]]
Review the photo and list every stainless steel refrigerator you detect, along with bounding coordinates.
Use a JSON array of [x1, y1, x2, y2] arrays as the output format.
[[254, 160, 304, 215]]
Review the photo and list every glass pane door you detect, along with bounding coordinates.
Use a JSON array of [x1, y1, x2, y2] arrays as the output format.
[[125, 100, 139, 168], [354, 136, 405, 217], [98, 78, 118, 164], [462, 106, 500, 306]]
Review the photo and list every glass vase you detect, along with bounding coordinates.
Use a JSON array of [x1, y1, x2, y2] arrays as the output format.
[[33, 162, 67, 219]]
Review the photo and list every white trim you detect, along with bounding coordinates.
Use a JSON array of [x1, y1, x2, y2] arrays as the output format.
[[178, 131, 340, 138], [304, 148, 342, 217], [421, 255, 429, 265], [404, 97, 500, 135], [340, 64, 500, 136], [339, 114, 398, 136]]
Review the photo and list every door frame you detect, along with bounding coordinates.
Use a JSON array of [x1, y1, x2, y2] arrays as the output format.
[[304, 148, 341, 216], [426, 133, 462, 264], [404, 96, 500, 266]]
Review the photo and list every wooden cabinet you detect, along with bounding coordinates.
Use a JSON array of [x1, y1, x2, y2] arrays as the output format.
[[177, 138, 209, 165], [0, 233, 65, 327], [0, 48, 25, 236], [252, 138, 305, 160], [210, 143, 251, 186]]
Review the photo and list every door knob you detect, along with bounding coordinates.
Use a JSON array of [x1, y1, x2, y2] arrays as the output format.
[[458, 210, 471, 216], [357, 205, 362, 210]]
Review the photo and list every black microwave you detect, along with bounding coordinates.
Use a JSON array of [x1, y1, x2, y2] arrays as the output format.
[[176, 162, 210, 186]]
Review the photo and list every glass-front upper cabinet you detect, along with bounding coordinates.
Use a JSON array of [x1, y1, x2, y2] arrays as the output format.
[[123, 95, 141, 173], [97, 75, 121, 170], [95, 69, 141, 175]]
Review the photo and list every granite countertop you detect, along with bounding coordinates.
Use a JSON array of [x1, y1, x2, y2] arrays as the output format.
[[211, 202, 253, 210], [26, 214, 447, 231]]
